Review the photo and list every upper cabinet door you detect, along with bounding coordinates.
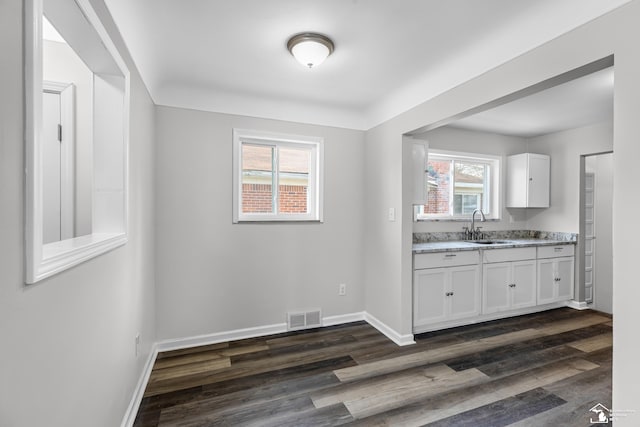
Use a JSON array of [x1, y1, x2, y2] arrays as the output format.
[[506, 153, 550, 208], [406, 137, 429, 206], [528, 154, 550, 208]]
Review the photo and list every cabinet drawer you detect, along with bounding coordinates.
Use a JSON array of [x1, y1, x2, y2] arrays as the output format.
[[483, 247, 536, 263], [537, 245, 575, 259], [414, 251, 479, 269]]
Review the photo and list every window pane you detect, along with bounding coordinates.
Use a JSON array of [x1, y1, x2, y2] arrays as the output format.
[[454, 161, 485, 214], [425, 159, 451, 215], [278, 146, 310, 214], [242, 144, 273, 213]]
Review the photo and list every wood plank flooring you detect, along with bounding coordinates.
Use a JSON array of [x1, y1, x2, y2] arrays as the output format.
[[134, 308, 612, 426]]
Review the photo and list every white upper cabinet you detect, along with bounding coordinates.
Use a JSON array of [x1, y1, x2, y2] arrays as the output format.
[[408, 138, 428, 205], [506, 153, 550, 208]]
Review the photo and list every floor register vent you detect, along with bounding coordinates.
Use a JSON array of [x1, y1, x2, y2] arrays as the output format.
[[287, 309, 322, 331]]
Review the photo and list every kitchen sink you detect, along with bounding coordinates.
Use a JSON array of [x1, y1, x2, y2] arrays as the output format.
[[468, 240, 511, 245]]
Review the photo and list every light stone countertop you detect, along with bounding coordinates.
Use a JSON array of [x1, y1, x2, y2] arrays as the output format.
[[412, 239, 575, 254]]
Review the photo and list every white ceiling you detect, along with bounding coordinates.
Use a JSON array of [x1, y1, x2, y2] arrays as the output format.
[[103, 0, 628, 130], [450, 67, 614, 138]]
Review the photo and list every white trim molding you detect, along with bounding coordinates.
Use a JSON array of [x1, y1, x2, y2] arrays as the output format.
[[323, 312, 366, 327], [120, 344, 158, 427], [156, 323, 288, 353], [565, 300, 590, 310], [365, 312, 416, 346]]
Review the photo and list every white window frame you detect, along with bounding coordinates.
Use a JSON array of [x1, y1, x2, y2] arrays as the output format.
[[25, 0, 130, 283], [232, 129, 324, 223], [416, 149, 501, 221]]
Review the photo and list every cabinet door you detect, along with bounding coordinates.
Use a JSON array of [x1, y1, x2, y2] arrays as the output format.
[[414, 268, 448, 326], [537, 259, 556, 305], [511, 260, 537, 309], [411, 141, 428, 205], [483, 262, 511, 314], [528, 154, 550, 208], [449, 265, 481, 320], [556, 257, 575, 301]]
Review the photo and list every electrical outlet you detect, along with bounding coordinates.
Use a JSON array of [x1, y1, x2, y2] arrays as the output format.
[[135, 333, 140, 357], [339, 283, 346, 296]]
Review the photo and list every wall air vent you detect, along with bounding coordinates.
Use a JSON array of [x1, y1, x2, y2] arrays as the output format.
[[287, 309, 322, 331]]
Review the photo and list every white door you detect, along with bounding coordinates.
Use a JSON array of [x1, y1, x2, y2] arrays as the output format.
[[449, 265, 480, 320], [42, 90, 62, 244], [42, 82, 75, 244], [556, 257, 575, 301], [528, 154, 550, 208], [414, 268, 448, 326], [511, 260, 537, 309], [584, 172, 595, 303], [537, 259, 556, 305], [483, 262, 511, 314]]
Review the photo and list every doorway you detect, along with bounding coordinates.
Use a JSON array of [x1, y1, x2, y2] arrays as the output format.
[[582, 152, 613, 314], [42, 80, 75, 244]]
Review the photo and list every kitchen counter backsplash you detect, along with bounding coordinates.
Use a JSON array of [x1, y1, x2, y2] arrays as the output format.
[[413, 230, 577, 244]]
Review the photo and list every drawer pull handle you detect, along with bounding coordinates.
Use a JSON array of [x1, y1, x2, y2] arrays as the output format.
[[554, 248, 563, 252], [445, 292, 455, 296], [444, 254, 457, 258]]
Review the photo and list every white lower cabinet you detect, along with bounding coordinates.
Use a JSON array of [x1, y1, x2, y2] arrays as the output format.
[[537, 256, 575, 304], [413, 244, 575, 333], [414, 259, 481, 329], [483, 260, 536, 314]]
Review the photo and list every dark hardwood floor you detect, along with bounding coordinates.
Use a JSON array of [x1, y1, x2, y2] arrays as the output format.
[[134, 308, 612, 426]]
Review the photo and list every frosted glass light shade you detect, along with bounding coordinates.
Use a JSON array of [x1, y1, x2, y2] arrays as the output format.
[[287, 33, 334, 69]]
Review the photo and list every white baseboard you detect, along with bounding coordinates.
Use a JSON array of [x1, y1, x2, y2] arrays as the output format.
[[566, 300, 590, 310], [364, 312, 416, 346], [323, 311, 365, 326], [156, 322, 288, 352], [120, 344, 159, 427]]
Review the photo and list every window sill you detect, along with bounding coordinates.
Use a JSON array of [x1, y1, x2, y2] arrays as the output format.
[[29, 232, 127, 283], [415, 218, 502, 222], [234, 219, 323, 224]]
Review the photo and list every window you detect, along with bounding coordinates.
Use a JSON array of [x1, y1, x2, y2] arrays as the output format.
[[233, 129, 323, 222], [415, 150, 500, 220]]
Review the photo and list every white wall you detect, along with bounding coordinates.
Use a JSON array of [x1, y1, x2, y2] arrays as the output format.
[[365, 2, 640, 422], [587, 154, 613, 314], [413, 126, 529, 233], [526, 121, 613, 233], [0, 1, 157, 426], [155, 106, 365, 340], [43, 39, 93, 236]]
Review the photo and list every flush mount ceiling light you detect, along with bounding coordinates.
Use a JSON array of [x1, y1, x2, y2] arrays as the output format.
[[287, 33, 334, 69]]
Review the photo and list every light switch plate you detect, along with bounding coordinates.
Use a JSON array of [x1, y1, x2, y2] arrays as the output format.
[[388, 207, 396, 221]]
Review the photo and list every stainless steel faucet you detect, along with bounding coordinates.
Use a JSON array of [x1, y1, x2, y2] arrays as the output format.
[[471, 209, 486, 240]]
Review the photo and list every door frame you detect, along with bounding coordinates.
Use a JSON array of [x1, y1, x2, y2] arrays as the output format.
[[578, 151, 612, 307], [43, 80, 76, 240]]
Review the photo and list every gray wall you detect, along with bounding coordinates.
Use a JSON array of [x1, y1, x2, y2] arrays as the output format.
[[155, 106, 365, 340], [526, 121, 613, 233], [365, 2, 640, 422], [0, 1, 156, 426]]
